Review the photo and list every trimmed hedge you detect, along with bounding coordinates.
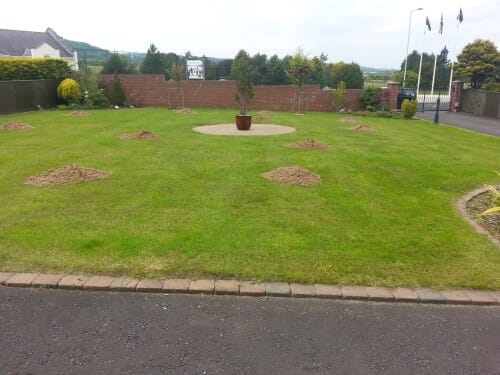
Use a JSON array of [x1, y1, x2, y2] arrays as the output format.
[[0, 58, 71, 81]]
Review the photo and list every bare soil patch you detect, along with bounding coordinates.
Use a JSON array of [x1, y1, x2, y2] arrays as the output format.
[[464, 188, 500, 244], [352, 125, 373, 132], [340, 117, 359, 124], [24, 164, 111, 186], [67, 111, 90, 117], [256, 110, 273, 121], [119, 130, 161, 140], [262, 166, 321, 187], [285, 139, 333, 150], [175, 108, 194, 114], [0, 121, 33, 131]]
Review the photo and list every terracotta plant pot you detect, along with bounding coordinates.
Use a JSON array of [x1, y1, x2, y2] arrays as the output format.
[[235, 115, 252, 130]]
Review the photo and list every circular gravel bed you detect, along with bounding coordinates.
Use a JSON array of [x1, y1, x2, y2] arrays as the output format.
[[192, 124, 295, 136]]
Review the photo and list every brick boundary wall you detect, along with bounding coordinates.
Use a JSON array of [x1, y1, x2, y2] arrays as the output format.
[[100, 74, 367, 112]]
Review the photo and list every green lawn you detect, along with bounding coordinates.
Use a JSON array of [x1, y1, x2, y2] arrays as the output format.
[[0, 108, 499, 289]]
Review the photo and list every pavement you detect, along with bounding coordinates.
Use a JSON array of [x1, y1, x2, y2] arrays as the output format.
[[1, 287, 499, 375], [414, 111, 500, 137]]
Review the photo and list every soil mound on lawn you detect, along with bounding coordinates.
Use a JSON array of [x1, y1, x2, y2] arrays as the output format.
[[465, 188, 500, 244], [352, 125, 373, 132], [285, 139, 333, 150], [67, 110, 90, 117], [340, 117, 359, 124], [0, 121, 33, 131], [262, 166, 321, 187], [119, 130, 161, 140], [24, 164, 111, 186]]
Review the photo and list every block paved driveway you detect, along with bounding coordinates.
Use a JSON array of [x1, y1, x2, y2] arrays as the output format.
[[415, 111, 500, 137], [1, 288, 499, 375]]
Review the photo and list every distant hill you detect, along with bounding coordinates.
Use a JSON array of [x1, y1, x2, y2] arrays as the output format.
[[65, 39, 397, 71]]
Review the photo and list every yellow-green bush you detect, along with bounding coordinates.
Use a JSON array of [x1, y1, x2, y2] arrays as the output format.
[[0, 58, 71, 80], [57, 78, 81, 104], [401, 99, 418, 118]]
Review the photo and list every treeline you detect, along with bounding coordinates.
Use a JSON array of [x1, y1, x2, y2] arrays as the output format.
[[99, 44, 368, 89]]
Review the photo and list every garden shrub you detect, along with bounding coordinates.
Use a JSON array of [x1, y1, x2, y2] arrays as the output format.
[[74, 67, 108, 108], [401, 99, 418, 118], [57, 78, 81, 105], [361, 86, 383, 109], [0, 58, 71, 80]]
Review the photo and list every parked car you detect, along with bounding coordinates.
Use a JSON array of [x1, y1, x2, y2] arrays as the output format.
[[397, 88, 416, 109]]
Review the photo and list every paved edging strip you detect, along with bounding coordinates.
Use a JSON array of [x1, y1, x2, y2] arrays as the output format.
[[1, 273, 499, 306]]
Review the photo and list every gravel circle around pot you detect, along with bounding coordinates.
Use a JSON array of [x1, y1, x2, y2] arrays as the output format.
[[192, 124, 295, 136]]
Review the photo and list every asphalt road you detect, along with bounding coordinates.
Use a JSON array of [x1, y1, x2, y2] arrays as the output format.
[[1, 288, 499, 375], [415, 111, 500, 137]]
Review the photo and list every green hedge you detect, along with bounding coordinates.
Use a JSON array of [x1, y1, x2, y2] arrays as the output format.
[[0, 58, 71, 81]]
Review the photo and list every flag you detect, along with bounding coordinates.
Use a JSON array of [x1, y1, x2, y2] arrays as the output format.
[[457, 8, 463, 23], [438, 13, 443, 34], [426, 16, 431, 31]]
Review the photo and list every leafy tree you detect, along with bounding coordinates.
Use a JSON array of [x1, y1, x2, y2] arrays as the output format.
[[266, 54, 290, 85], [395, 70, 419, 88], [331, 62, 364, 89], [216, 59, 233, 79], [306, 53, 329, 87], [250, 53, 268, 85], [288, 48, 312, 89], [230, 49, 254, 115], [455, 39, 500, 89], [102, 53, 131, 74], [140, 43, 167, 74]]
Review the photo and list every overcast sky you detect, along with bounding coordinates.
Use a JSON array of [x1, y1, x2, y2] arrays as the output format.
[[3, 0, 499, 69]]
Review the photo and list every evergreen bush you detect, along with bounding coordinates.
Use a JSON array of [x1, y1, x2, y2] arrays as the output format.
[[0, 58, 71, 80], [401, 99, 418, 118]]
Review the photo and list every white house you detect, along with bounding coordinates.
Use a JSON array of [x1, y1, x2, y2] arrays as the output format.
[[0, 27, 78, 70]]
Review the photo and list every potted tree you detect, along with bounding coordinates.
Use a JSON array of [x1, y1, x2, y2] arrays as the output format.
[[230, 49, 254, 130]]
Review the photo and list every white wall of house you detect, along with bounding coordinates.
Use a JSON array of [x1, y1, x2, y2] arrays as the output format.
[[30, 43, 61, 59]]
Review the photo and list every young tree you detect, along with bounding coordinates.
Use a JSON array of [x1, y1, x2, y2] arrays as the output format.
[[288, 48, 312, 89], [230, 49, 254, 115], [331, 62, 364, 89], [288, 48, 312, 113], [332, 81, 348, 111], [455, 39, 500, 89], [169, 63, 185, 108]]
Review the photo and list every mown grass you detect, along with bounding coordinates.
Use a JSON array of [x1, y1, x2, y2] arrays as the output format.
[[0, 108, 499, 289]]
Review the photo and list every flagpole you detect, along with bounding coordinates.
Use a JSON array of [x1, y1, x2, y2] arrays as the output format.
[[432, 12, 444, 96], [449, 8, 463, 97], [417, 25, 427, 97]]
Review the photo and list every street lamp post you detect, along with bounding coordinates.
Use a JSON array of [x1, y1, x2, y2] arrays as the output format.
[[403, 7, 423, 88]]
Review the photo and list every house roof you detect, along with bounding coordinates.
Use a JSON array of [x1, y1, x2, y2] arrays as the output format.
[[0, 27, 74, 58]]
